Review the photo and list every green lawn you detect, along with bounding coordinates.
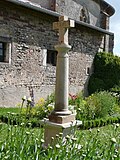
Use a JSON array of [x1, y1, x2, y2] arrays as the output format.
[[0, 107, 20, 116], [0, 122, 120, 159], [0, 107, 120, 159]]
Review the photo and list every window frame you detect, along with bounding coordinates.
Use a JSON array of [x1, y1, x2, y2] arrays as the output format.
[[0, 36, 12, 64], [0, 42, 5, 62], [46, 49, 57, 66]]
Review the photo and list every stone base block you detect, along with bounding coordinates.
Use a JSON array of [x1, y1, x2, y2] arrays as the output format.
[[44, 120, 82, 147], [48, 114, 76, 124]]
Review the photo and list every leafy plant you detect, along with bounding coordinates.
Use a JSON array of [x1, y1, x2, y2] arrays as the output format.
[[21, 94, 55, 119], [88, 52, 120, 94], [84, 91, 119, 120]]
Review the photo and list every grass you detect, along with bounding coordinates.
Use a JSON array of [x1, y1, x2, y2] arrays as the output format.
[[0, 121, 120, 159], [76, 124, 120, 159], [0, 107, 20, 116], [0, 107, 120, 159]]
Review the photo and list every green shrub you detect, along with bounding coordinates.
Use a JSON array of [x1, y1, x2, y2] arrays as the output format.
[[88, 52, 120, 94], [21, 94, 55, 120], [69, 91, 119, 121], [69, 92, 87, 120], [81, 116, 120, 129], [88, 76, 105, 95], [85, 91, 119, 120]]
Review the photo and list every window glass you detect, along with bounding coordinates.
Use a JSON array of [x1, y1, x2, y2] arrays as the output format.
[[0, 37, 12, 64], [0, 42, 4, 62], [0, 43, 3, 48], [0, 49, 3, 56], [47, 50, 57, 66]]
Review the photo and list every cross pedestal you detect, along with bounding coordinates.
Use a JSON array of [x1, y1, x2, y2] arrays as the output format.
[[44, 16, 82, 147], [44, 120, 82, 147]]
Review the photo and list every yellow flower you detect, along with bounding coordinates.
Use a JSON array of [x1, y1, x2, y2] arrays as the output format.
[[36, 98, 45, 107]]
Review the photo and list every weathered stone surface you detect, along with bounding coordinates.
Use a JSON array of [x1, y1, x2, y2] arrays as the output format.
[[49, 114, 76, 124], [43, 120, 82, 147], [0, 1, 114, 107]]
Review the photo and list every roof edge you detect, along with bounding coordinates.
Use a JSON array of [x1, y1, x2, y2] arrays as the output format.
[[101, 0, 115, 16], [6, 0, 114, 35]]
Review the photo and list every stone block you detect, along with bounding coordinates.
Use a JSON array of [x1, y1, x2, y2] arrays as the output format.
[[44, 120, 82, 147], [49, 113, 76, 124]]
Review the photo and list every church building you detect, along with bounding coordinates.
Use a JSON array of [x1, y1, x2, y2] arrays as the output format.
[[0, 0, 115, 107]]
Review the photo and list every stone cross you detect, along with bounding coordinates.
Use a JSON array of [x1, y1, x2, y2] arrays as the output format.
[[53, 16, 74, 45], [48, 16, 75, 123], [44, 16, 82, 147]]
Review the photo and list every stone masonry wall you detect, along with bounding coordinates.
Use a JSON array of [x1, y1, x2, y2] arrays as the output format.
[[0, 1, 103, 107], [28, 0, 50, 8], [28, 0, 56, 10], [56, 0, 100, 27]]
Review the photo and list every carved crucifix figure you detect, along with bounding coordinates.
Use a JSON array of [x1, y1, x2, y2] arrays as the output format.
[[53, 16, 74, 45]]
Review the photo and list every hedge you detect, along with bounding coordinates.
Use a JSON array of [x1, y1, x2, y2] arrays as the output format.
[[88, 52, 120, 95]]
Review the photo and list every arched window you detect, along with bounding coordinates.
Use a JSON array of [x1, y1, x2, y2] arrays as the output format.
[[80, 6, 90, 23]]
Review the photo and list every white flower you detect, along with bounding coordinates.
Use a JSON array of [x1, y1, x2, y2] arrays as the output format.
[[49, 146, 53, 149], [55, 144, 60, 149], [59, 132, 63, 136], [111, 138, 117, 143], [75, 144, 82, 150], [56, 134, 59, 138], [78, 108, 81, 111], [116, 123, 119, 127], [26, 132, 30, 135], [113, 155, 117, 158], [22, 96, 26, 101], [40, 139, 45, 143], [51, 137, 54, 141], [66, 135, 70, 140], [11, 113, 16, 115], [20, 122, 25, 126], [27, 97, 32, 103], [28, 123, 32, 126], [89, 128, 92, 132], [71, 137, 77, 141]]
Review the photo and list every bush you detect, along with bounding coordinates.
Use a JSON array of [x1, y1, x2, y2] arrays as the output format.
[[73, 91, 119, 121], [81, 116, 120, 129], [84, 91, 119, 120], [69, 92, 87, 120], [69, 91, 120, 121], [88, 76, 105, 95], [88, 52, 120, 94], [21, 94, 55, 120]]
